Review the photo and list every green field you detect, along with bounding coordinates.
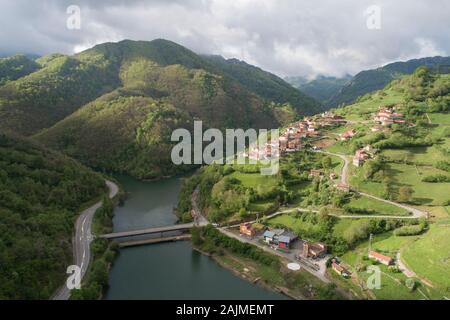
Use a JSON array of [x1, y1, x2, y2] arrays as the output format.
[[268, 213, 322, 237], [229, 171, 278, 189], [428, 112, 450, 125], [345, 196, 410, 216], [248, 199, 277, 212], [335, 87, 405, 119], [381, 146, 449, 166], [358, 266, 425, 300], [402, 224, 450, 290], [350, 163, 450, 206], [336, 229, 444, 300]]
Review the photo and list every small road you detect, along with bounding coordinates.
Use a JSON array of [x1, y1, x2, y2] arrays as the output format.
[[52, 180, 119, 300], [319, 150, 350, 185], [396, 252, 416, 278]]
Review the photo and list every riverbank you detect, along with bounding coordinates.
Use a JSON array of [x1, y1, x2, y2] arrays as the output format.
[[193, 246, 299, 300]]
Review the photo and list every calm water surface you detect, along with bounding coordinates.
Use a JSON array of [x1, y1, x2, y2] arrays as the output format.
[[104, 175, 285, 300]]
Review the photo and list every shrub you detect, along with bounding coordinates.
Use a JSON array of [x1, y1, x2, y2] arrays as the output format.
[[422, 174, 450, 183], [393, 224, 426, 236]]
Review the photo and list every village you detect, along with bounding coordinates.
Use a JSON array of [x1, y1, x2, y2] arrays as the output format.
[[245, 111, 347, 161], [245, 106, 406, 170], [237, 106, 408, 279]]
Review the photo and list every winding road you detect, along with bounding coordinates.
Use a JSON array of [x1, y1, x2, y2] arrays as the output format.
[[52, 180, 119, 300], [321, 151, 427, 219]]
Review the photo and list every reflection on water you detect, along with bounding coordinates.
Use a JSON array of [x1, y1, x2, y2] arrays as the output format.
[[104, 175, 285, 300]]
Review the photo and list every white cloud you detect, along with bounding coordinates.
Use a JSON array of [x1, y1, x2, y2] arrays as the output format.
[[0, 0, 449, 78]]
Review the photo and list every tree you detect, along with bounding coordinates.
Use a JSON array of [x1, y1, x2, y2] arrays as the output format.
[[319, 207, 330, 220], [239, 207, 247, 218], [398, 186, 414, 203], [322, 157, 332, 169]]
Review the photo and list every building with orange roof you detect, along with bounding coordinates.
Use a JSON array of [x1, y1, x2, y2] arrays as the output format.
[[368, 250, 393, 266]]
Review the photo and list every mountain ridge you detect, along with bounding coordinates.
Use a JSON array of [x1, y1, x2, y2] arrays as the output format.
[[328, 56, 450, 107]]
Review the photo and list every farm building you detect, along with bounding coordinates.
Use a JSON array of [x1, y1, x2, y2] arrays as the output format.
[[340, 129, 357, 141], [303, 242, 327, 259], [263, 229, 298, 251], [336, 182, 350, 192], [309, 169, 323, 177], [331, 259, 350, 277], [368, 250, 393, 266], [239, 223, 256, 237], [263, 230, 276, 244], [353, 149, 370, 167]]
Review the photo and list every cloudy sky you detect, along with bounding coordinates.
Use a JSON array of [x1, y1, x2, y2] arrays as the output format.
[[0, 0, 449, 78]]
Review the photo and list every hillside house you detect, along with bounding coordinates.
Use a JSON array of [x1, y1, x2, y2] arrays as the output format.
[[336, 182, 350, 192], [263, 229, 298, 250], [363, 144, 376, 154], [277, 231, 298, 251], [353, 149, 370, 167], [263, 230, 276, 244], [279, 136, 288, 152], [239, 223, 256, 237], [374, 107, 405, 126], [331, 260, 350, 277], [329, 172, 338, 180], [309, 169, 323, 177], [303, 242, 327, 259], [287, 138, 302, 151], [368, 250, 393, 266], [340, 129, 357, 141]]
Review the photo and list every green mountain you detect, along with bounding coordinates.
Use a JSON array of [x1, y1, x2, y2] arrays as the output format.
[[0, 51, 120, 135], [285, 75, 352, 103], [201, 55, 322, 114], [0, 131, 106, 299], [328, 56, 450, 107], [32, 39, 307, 179], [0, 55, 40, 85]]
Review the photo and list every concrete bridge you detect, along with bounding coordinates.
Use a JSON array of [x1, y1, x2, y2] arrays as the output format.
[[99, 221, 206, 239]]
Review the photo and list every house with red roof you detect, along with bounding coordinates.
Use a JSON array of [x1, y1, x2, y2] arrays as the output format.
[[368, 250, 393, 266]]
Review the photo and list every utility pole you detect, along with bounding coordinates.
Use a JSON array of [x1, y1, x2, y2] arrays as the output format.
[[369, 233, 373, 253]]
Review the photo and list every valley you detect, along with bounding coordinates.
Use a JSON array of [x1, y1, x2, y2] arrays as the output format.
[[0, 39, 449, 301]]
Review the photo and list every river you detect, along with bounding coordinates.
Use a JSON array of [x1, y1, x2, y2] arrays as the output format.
[[104, 175, 285, 300]]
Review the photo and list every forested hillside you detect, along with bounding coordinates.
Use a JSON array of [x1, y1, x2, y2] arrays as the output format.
[[0, 39, 320, 137], [328, 56, 450, 107], [202, 55, 322, 114], [0, 39, 323, 179], [34, 40, 305, 179], [0, 52, 120, 135], [0, 132, 106, 299], [0, 55, 40, 85]]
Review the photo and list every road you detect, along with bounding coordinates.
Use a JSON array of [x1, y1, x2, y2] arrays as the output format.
[[320, 150, 350, 185], [52, 179, 119, 300], [396, 252, 416, 278], [321, 151, 427, 219]]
